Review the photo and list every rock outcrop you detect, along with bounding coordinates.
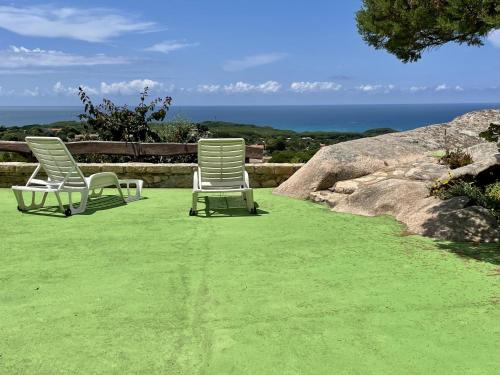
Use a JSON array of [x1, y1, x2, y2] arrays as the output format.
[[275, 109, 499, 199], [275, 109, 500, 242]]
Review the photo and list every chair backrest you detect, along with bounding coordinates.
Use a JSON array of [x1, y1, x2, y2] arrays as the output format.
[[25, 137, 86, 188], [198, 138, 246, 188]]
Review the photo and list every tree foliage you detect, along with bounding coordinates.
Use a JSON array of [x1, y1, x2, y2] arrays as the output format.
[[479, 122, 500, 143], [356, 0, 500, 62], [78, 87, 172, 142], [154, 116, 210, 144]]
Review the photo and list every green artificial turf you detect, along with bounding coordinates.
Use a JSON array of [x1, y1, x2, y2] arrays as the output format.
[[0, 188, 499, 375]]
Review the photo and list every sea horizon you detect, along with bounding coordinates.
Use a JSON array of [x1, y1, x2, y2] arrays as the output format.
[[0, 102, 498, 132]]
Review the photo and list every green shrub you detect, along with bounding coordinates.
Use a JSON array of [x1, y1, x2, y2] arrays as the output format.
[[439, 148, 473, 169], [440, 181, 488, 206], [0, 152, 28, 162], [479, 123, 500, 144], [78, 87, 171, 143], [154, 116, 209, 144], [270, 149, 317, 163], [153, 116, 210, 163], [485, 182, 500, 201], [433, 180, 500, 221]]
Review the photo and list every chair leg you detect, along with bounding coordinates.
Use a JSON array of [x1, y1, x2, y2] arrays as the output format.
[[244, 190, 255, 213], [76, 191, 89, 214], [13, 189, 26, 211], [115, 182, 126, 203], [40, 192, 48, 207], [54, 192, 65, 213], [191, 191, 198, 212], [13, 190, 49, 211], [67, 190, 89, 215]]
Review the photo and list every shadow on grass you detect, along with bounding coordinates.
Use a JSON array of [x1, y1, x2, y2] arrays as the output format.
[[434, 241, 500, 266], [21, 195, 143, 218], [196, 195, 268, 218]]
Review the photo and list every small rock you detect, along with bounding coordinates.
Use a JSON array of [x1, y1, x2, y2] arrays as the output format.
[[333, 180, 359, 194]]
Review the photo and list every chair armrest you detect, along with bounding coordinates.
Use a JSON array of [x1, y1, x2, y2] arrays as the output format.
[[193, 169, 200, 191], [244, 170, 251, 188]]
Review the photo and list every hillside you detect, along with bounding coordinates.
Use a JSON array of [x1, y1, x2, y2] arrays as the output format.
[[0, 120, 396, 163]]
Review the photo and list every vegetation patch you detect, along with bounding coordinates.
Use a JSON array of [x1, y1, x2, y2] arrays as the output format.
[[431, 177, 500, 222], [439, 148, 473, 169]]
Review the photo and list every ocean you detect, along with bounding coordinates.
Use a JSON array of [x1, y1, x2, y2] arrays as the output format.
[[0, 103, 498, 132]]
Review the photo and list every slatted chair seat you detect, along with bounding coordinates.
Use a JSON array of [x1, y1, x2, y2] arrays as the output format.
[[190, 138, 256, 215]]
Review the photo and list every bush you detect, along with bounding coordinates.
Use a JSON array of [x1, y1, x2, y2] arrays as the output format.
[[479, 123, 500, 144], [486, 182, 500, 201], [0, 152, 27, 162], [440, 181, 489, 206], [270, 149, 317, 163], [154, 117, 210, 162], [78, 87, 171, 144], [154, 116, 209, 144], [439, 148, 473, 169], [431, 180, 500, 221]]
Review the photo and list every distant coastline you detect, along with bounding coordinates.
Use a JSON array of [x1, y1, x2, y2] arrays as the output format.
[[0, 120, 396, 163], [0, 103, 498, 132]]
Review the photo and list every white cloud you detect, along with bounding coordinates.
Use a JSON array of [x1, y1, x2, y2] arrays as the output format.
[[197, 84, 221, 93], [0, 81, 176, 97], [488, 30, 500, 48], [435, 84, 449, 91], [145, 40, 198, 54], [0, 86, 14, 96], [435, 84, 465, 92], [290, 81, 342, 93], [409, 86, 427, 93], [223, 53, 287, 72], [223, 81, 281, 94], [53, 79, 172, 96], [357, 84, 381, 92], [0, 5, 156, 42], [53, 81, 99, 96], [100, 79, 163, 95], [53, 81, 71, 94], [23, 87, 40, 97], [0, 46, 128, 69], [356, 84, 395, 93]]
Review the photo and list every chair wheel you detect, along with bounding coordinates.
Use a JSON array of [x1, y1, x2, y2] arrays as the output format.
[[64, 208, 72, 217], [189, 208, 197, 216]]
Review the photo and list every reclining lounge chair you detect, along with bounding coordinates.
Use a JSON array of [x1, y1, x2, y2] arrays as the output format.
[[12, 137, 142, 216], [191, 138, 256, 215]]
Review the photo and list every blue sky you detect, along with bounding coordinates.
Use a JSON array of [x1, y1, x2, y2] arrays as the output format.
[[0, 0, 498, 106]]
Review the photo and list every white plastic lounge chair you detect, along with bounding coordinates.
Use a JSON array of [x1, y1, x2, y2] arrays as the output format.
[[191, 138, 256, 215], [12, 137, 143, 216]]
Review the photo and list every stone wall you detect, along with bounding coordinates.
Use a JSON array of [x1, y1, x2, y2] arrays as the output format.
[[0, 162, 303, 188]]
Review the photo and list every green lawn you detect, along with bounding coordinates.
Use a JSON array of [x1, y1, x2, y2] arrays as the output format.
[[0, 188, 499, 375]]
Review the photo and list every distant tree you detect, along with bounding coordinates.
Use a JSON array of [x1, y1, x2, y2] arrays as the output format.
[[78, 87, 172, 142], [155, 116, 210, 144], [479, 122, 500, 154], [153, 116, 210, 162], [266, 137, 287, 153], [479, 123, 500, 143], [356, 0, 500, 62]]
